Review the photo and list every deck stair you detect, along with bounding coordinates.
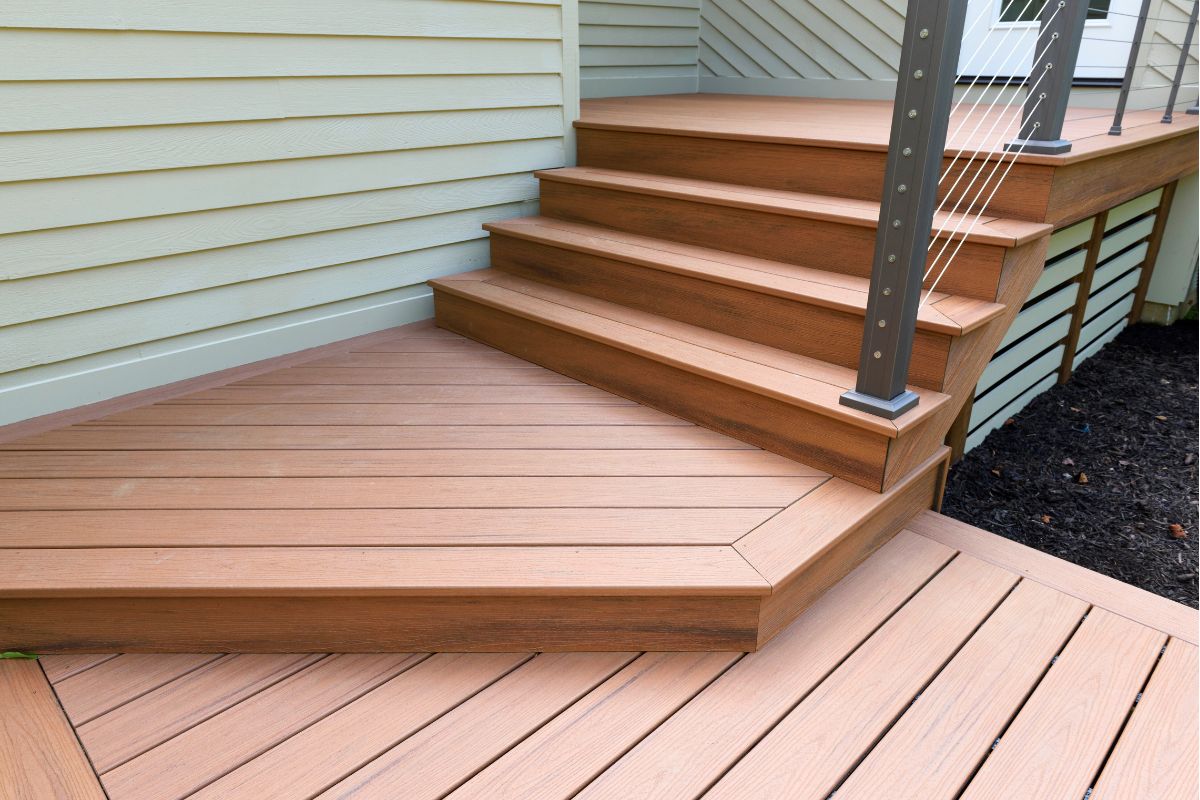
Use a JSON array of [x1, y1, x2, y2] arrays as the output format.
[[432, 101, 1052, 494], [0, 97, 1064, 654]]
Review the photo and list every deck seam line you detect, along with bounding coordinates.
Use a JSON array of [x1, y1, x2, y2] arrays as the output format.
[[38, 660, 112, 800], [85, 653, 323, 775], [292, 652, 542, 800], [825, 576, 1023, 798], [67, 654, 226, 727], [687, 551, 961, 798], [949, 600, 1094, 799], [1083, 633, 1172, 796], [567, 651, 752, 800]]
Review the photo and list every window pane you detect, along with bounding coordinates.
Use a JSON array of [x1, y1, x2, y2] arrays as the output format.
[[999, 0, 1046, 23], [999, 0, 1109, 22]]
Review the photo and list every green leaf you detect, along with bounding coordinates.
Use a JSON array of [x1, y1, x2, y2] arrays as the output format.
[[1, 651, 38, 659]]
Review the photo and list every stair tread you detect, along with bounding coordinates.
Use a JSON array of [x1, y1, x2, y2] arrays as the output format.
[[432, 270, 951, 438], [536, 167, 1050, 247], [487, 216, 1005, 335]]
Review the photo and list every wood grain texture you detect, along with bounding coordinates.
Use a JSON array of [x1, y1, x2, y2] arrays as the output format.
[[1092, 639, 1199, 800], [705, 554, 1019, 799], [38, 654, 118, 683], [53, 653, 222, 724], [960, 609, 1166, 800], [837, 580, 1087, 799], [576, 125, 1054, 221], [0, 507, 782, 548], [315, 653, 637, 800], [0, 660, 105, 800], [2, 594, 764, 653], [190, 653, 534, 800], [27, 515, 1199, 799], [908, 510, 1199, 644], [0, 545, 772, 597], [76, 653, 322, 773], [537, 174, 1012, 300], [0, 475, 819, 510], [99, 654, 424, 800], [448, 651, 739, 800], [575, 532, 956, 800]]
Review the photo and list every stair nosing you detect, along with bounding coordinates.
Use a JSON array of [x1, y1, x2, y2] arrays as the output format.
[[486, 217, 1005, 335], [535, 167, 1050, 247]]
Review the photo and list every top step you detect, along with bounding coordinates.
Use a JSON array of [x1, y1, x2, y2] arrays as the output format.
[[576, 94, 1062, 223]]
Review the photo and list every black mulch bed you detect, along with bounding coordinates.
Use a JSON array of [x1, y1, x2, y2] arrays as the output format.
[[941, 320, 1199, 608]]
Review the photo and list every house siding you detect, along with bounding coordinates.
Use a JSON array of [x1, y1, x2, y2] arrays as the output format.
[[0, 0, 578, 426], [580, 0, 701, 97]]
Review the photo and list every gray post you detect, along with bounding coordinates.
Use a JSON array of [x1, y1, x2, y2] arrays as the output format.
[[1163, 1, 1199, 123], [1110, 0, 1154, 135], [839, 0, 968, 420], [1006, 0, 1091, 155]]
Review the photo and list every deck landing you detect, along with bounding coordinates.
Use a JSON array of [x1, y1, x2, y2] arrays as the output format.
[[0, 321, 944, 652], [10, 512, 1196, 800]]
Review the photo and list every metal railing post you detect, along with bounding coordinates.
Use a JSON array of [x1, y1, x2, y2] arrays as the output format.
[[1110, 0, 1154, 135], [1163, 1, 1199, 123], [839, 0, 968, 420], [1006, 0, 1091, 154]]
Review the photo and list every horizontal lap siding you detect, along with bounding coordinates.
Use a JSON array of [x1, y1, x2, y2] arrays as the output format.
[[0, 0, 575, 425], [965, 189, 1164, 453], [580, 0, 701, 97]]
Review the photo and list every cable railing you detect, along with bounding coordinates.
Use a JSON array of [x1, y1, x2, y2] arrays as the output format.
[[841, 0, 1198, 419]]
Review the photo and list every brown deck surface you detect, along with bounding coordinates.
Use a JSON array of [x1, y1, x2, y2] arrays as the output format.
[[10, 511, 1195, 800], [580, 94, 1199, 166], [0, 320, 825, 551]]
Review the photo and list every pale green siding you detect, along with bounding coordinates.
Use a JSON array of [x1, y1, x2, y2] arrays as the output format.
[[0, 0, 579, 425], [580, 0, 701, 98]]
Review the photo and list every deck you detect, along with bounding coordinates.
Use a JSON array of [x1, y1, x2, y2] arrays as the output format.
[[576, 94, 1198, 226], [0, 320, 945, 652], [7, 511, 1196, 800]]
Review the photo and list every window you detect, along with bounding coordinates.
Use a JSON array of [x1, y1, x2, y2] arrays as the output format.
[[999, 0, 1110, 23]]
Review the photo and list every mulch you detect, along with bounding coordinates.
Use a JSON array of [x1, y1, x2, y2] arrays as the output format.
[[941, 320, 1199, 608]]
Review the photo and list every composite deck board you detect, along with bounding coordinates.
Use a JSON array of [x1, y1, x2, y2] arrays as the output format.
[[53, 653, 223, 725], [0, 475, 821, 510], [233, 367, 585, 385], [0, 424, 751, 450], [22, 518, 1198, 800], [162, 383, 638, 403], [77, 653, 323, 773], [0, 507, 784, 547], [315, 653, 639, 800], [39, 653, 119, 683], [0, 449, 818, 479], [3, 545, 772, 596], [84, 403, 691, 426], [960, 609, 1167, 800], [0, 660, 106, 800], [1091, 639, 1199, 800], [704, 554, 1019, 799], [578, 96, 1196, 166], [834, 580, 1087, 799], [188, 653, 545, 800], [99, 653, 428, 800]]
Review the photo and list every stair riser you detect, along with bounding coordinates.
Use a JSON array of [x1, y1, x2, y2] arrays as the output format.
[[577, 127, 1056, 223], [755, 452, 946, 646], [436, 289, 907, 491], [539, 179, 1008, 301], [0, 594, 761, 652], [490, 232, 956, 391]]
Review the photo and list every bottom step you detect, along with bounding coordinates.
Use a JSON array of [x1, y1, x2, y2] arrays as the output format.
[[0, 450, 945, 653], [0, 321, 945, 652]]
